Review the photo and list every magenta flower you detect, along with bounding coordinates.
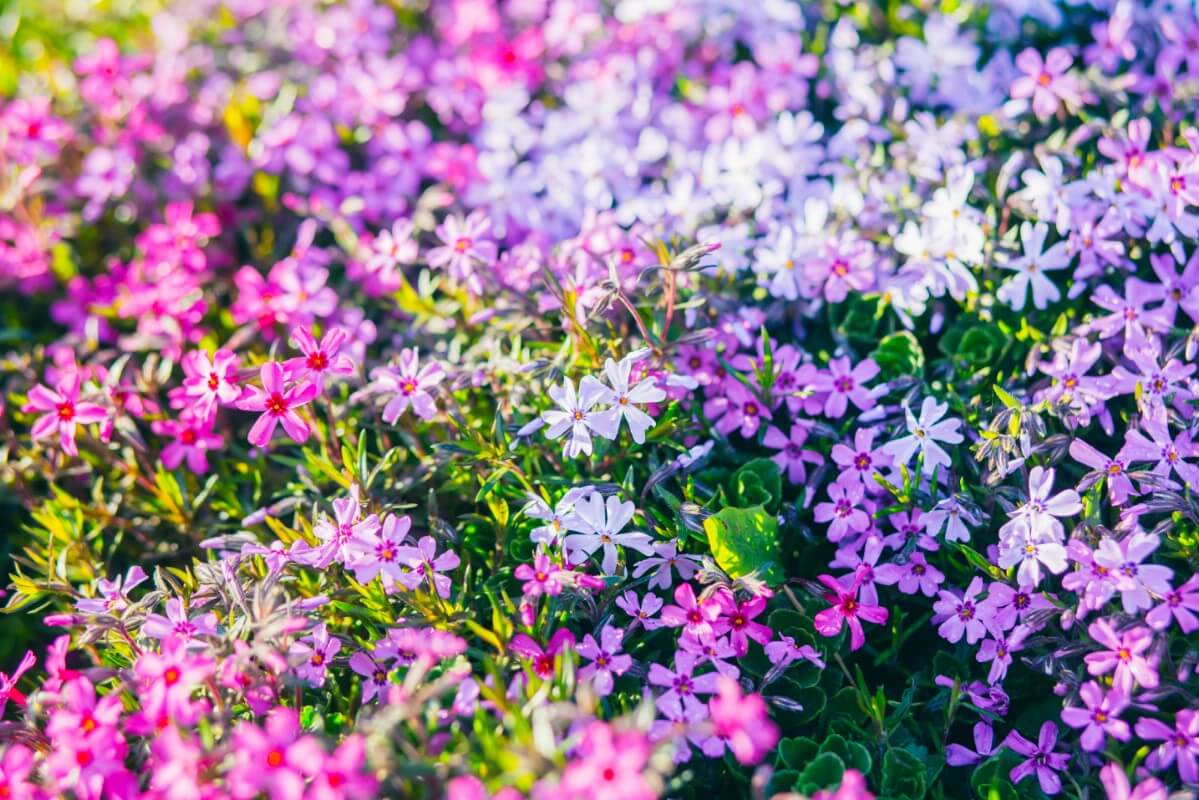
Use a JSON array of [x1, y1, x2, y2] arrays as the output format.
[[0, 650, 35, 717], [1061, 680, 1130, 751], [707, 676, 779, 765], [343, 513, 412, 590], [660, 583, 723, 640], [514, 553, 567, 598], [24, 370, 108, 457], [615, 589, 664, 631], [1083, 619, 1159, 692], [703, 379, 771, 439], [831, 427, 891, 487], [577, 625, 632, 696], [0, 745, 39, 800], [813, 573, 889, 651], [1003, 721, 1070, 795], [509, 629, 575, 680], [556, 721, 656, 800], [75, 565, 147, 615], [1134, 709, 1199, 783], [301, 494, 380, 570], [235, 361, 318, 447], [153, 415, 224, 474], [349, 650, 392, 704], [229, 708, 324, 800], [284, 325, 355, 389], [309, 735, 378, 800], [1011, 47, 1081, 119], [134, 636, 214, 727], [813, 357, 880, 418], [290, 623, 342, 688], [717, 593, 772, 657]]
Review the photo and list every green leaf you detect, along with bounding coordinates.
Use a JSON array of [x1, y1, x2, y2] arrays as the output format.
[[727, 458, 782, 511], [993, 385, 1020, 410], [703, 505, 782, 584], [872, 330, 924, 381], [797, 752, 846, 794], [778, 737, 818, 770], [882, 748, 927, 800], [819, 734, 872, 775]]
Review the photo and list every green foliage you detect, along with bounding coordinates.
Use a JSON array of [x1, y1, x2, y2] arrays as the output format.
[[725, 458, 782, 511], [703, 504, 782, 584]]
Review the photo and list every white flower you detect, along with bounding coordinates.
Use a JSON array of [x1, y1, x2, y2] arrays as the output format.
[[563, 492, 654, 575], [521, 487, 593, 547], [594, 350, 667, 444], [882, 396, 964, 476], [540, 376, 618, 458], [924, 496, 979, 543], [997, 221, 1071, 311]]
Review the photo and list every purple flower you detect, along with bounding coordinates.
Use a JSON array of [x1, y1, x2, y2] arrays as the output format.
[[814, 476, 872, 543], [1092, 531, 1173, 614], [290, 623, 341, 688], [1070, 439, 1134, 506], [142, 598, 219, 648], [813, 357, 880, 418], [427, 210, 497, 294], [1134, 709, 1199, 783], [1003, 721, 1070, 795], [946, 722, 995, 767], [577, 625, 632, 696], [1060, 680, 1130, 752], [367, 348, 446, 424], [933, 577, 988, 644], [1098, 762, 1167, 800], [764, 423, 824, 484], [1011, 48, 1081, 120], [831, 427, 892, 488], [875, 552, 944, 597], [1147, 574, 1199, 633], [648, 650, 719, 716]]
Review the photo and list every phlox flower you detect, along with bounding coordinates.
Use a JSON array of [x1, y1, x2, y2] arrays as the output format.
[[717, 592, 773, 657], [562, 492, 652, 575], [679, 632, 740, 678], [235, 361, 318, 447], [577, 625, 632, 696], [343, 513, 412, 590], [831, 428, 891, 488], [301, 493, 380, 569], [427, 210, 497, 294], [1098, 762, 1168, 800], [923, 496, 979, 543], [615, 590, 664, 631], [1134, 710, 1199, 784], [764, 636, 825, 669], [814, 476, 872, 543], [24, 370, 108, 457], [537, 376, 617, 458], [1147, 574, 1199, 632], [309, 736, 377, 800], [75, 565, 147, 615], [290, 623, 342, 688], [395, 535, 460, 598], [813, 573, 889, 651], [142, 597, 219, 648], [1092, 531, 1173, 613], [979, 582, 1053, 631], [367, 348, 446, 423], [632, 540, 699, 591], [997, 222, 1071, 311], [134, 636, 214, 727], [509, 629, 575, 680], [659, 583, 723, 640], [882, 397, 963, 476], [228, 708, 324, 800], [555, 722, 656, 800], [703, 379, 771, 439], [521, 486, 591, 547], [648, 649, 719, 716], [932, 577, 988, 644], [153, 414, 224, 474], [976, 624, 1030, 684], [514, 553, 567, 598], [813, 356, 880, 418], [1069, 439, 1133, 505], [179, 348, 242, 421], [0, 650, 35, 716], [1083, 619, 1159, 692], [874, 552, 944, 597], [707, 676, 779, 765], [764, 422, 824, 484], [284, 325, 355, 389], [1122, 418, 1199, 488], [1003, 721, 1070, 795], [593, 349, 666, 443], [946, 722, 995, 767], [1011, 47, 1082, 120], [349, 650, 392, 704], [1061, 680, 1130, 752]]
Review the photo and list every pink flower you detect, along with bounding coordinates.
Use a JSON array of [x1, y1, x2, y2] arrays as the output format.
[[932, 577, 988, 644], [427, 210, 497, 294], [813, 573, 889, 651], [615, 590, 664, 631], [554, 721, 656, 800], [396, 535, 461, 598], [814, 476, 872, 543], [1061, 681, 1130, 751], [1098, 762, 1167, 800], [284, 325, 355, 389], [367, 348, 446, 423], [659, 583, 723, 640], [349, 650, 392, 704], [235, 361, 318, 447], [134, 636, 214, 727], [1083, 619, 1159, 693], [24, 370, 108, 457], [577, 625, 632, 696], [0, 650, 35, 717], [142, 597, 218, 647], [301, 494, 380, 569], [509, 629, 575, 680], [179, 348, 242, 421], [229, 708, 324, 800], [514, 553, 567, 598], [831, 428, 891, 487], [0, 745, 39, 800], [153, 414, 224, 474], [717, 593, 773, 657], [631, 540, 699, 591], [308, 735, 377, 800], [343, 513, 412, 590], [813, 357, 880, 417], [707, 676, 778, 765], [1011, 47, 1081, 119], [764, 423, 824, 484], [702, 379, 770, 439], [976, 624, 1029, 684]]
